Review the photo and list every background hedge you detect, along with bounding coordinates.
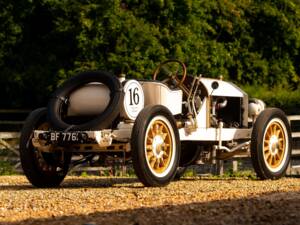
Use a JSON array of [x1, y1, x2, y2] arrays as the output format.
[[0, 0, 299, 113]]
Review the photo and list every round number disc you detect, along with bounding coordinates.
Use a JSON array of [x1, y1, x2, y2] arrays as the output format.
[[123, 80, 144, 120]]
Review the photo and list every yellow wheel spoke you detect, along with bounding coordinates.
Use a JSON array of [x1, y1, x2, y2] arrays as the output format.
[[278, 142, 284, 149], [147, 151, 154, 158], [155, 124, 159, 133], [154, 160, 160, 169], [265, 152, 271, 160], [150, 156, 156, 162], [275, 154, 280, 161], [268, 155, 273, 164], [266, 129, 272, 138], [150, 127, 156, 137], [162, 133, 167, 140], [162, 151, 168, 158], [276, 129, 281, 136], [150, 158, 156, 168], [273, 125, 278, 135], [159, 125, 163, 133], [159, 158, 164, 167]]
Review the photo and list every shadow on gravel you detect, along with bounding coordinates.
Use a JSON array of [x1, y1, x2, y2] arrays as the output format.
[[1, 176, 296, 190], [2, 190, 300, 225], [1, 176, 261, 191], [61, 177, 141, 188], [177, 177, 256, 182], [286, 174, 300, 178], [0, 177, 140, 191]]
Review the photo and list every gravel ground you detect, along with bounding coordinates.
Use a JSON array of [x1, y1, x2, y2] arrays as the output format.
[[0, 176, 300, 225]]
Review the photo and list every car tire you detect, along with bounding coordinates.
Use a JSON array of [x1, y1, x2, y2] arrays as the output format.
[[174, 167, 187, 180], [175, 142, 201, 180], [48, 71, 122, 131], [179, 142, 201, 167], [251, 108, 292, 179], [131, 105, 180, 187], [20, 108, 71, 188]]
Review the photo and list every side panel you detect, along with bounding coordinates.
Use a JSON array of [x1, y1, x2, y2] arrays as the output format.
[[196, 97, 209, 128], [200, 78, 249, 128], [200, 78, 246, 97], [141, 81, 183, 115], [179, 127, 252, 141]]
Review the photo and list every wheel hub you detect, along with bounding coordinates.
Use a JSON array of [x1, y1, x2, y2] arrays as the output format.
[[152, 135, 164, 158], [269, 135, 279, 155]]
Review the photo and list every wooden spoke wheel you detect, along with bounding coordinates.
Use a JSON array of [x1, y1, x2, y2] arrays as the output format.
[[132, 105, 180, 187], [263, 119, 287, 171], [145, 117, 174, 177], [19, 108, 71, 188], [251, 108, 291, 179]]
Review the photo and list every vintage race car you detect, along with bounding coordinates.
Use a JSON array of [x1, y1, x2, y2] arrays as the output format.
[[19, 59, 292, 187]]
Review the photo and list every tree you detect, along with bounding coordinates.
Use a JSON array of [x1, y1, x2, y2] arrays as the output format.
[[0, 0, 299, 109]]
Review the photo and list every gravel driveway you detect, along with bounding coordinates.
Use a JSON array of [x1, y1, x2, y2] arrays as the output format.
[[0, 176, 300, 225]]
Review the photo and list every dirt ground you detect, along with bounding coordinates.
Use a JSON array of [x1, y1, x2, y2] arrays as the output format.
[[0, 175, 300, 225]]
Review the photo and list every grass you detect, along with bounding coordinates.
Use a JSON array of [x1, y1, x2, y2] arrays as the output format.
[[221, 169, 257, 180], [0, 161, 16, 175], [0, 147, 19, 175]]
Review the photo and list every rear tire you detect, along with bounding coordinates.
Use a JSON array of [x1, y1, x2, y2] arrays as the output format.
[[20, 108, 71, 187], [175, 142, 200, 180], [174, 167, 187, 180], [251, 108, 291, 179], [131, 105, 180, 187]]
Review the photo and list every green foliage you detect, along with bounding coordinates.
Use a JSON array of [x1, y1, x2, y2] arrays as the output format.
[[80, 171, 88, 177], [243, 84, 300, 114], [182, 167, 198, 178], [0, 161, 16, 175], [221, 169, 257, 180], [0, 0, 299, 109]]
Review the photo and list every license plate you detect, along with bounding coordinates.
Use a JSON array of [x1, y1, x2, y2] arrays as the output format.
[[49, 132, 85, 142]]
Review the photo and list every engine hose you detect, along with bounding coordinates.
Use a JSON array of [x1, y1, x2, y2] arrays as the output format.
[[216, 97, 228, 110]]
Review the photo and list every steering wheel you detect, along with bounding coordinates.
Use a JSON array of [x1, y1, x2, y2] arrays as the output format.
[[152, 59, 187, 86]]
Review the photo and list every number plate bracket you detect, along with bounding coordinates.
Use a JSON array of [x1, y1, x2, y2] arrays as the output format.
[[33, 129, 114, 147], [39, 131, 88, 144]]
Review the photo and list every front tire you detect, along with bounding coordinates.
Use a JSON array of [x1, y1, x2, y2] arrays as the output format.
[[131, 105, 180, 187], [251, 108, 292, 179], [20, 108, 71, 187]]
